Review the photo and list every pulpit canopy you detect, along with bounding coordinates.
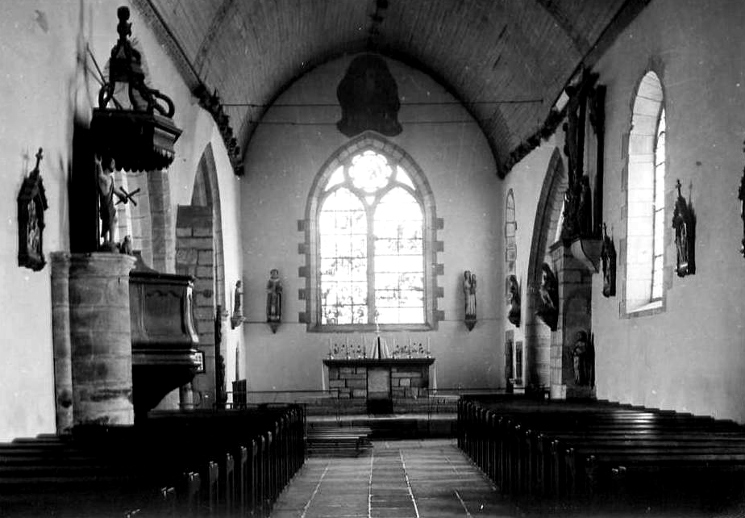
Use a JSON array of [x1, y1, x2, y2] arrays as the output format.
[[90, 6, 181, 172]]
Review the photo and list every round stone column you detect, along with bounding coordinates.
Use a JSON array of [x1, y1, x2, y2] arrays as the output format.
[[68, 253, 136, 427], [51, 252, 73, 434]]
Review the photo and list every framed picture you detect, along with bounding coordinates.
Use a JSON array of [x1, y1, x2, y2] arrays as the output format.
[[194, 350, 205, 373]]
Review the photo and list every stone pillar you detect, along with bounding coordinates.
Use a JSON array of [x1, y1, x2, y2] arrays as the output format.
[[51, 252, 73, 435], [68, 253, 136, 427], [549, 243, 595, 400]]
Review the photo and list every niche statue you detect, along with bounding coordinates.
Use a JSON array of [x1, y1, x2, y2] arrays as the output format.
[[266, 269, 282, 333], [506, 275, 521, 327], [535, 263, 559, 330], [571, 330, 594, 386]]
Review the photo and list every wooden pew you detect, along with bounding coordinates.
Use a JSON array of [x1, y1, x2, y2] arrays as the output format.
[[458, 396, 745, 514], [0, 404, 305, 517]]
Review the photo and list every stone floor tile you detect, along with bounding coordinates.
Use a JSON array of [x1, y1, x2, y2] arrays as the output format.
[[270, 439, 521, 518]]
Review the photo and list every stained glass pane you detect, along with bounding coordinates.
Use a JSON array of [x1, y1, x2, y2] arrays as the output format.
[[373, 188, 424, 323], [319, 151, 427, 326], [325, 166, 345, 190], [319, 188, 367, 324], [349, 150, 392, 193], [396, 166, 416, 190]]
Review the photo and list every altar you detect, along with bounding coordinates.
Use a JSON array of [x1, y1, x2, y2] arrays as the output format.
[[323, 357, 435, 413]]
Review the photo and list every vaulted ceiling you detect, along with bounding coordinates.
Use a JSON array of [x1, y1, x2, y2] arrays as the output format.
[[132, 0, 649, 176]]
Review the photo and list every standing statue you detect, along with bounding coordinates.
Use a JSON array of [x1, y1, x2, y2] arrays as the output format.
[[536, 263, 559, 330], [231, 280, 244, 329], [601, 224, 617, 297], [578, 175, 593, 237], [740, 165, 745, 258], [672, 179, 695, 276], [463, 271, 477, 330], [95, 154, 129, 250], [571, 330, 594, 386], [266, 269, 282, 324], [506, 275, 521, 327]]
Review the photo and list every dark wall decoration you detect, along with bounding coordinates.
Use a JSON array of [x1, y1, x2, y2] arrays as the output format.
[[536, 263, 559, 330], [673, 179, 696, 277], [506, 274, 521, 327], [601, 224, 616, 297], [504, 330, 514, 392], [560, 70, 606, 243], [739, 155, 745, 258], [18, 148, 48, 272], [336, 54, 402, 138]]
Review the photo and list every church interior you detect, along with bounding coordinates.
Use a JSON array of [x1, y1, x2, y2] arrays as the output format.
[[1, 0, 745, 516]]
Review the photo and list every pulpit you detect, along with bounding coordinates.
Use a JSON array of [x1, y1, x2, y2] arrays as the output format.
[[129, 269, 200, 415]]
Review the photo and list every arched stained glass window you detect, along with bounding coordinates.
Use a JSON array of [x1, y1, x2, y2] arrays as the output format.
[[306, 137, 438, 331], [319, 151, 424, 325]]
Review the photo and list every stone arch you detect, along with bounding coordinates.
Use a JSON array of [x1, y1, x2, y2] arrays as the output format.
[[175, 143, 228, 408], [524, 147, 567, 390], [301, 131, 442, 330]]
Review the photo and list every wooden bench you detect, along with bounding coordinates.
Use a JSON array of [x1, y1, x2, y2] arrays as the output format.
[[306, 425, 372, 456]]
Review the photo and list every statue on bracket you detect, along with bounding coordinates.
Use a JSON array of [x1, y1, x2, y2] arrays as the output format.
[[672, 179, 696, 277], [739, 153, 745, 257], [266, 269, 282, 333], [463, 270, 477, 331], [601, 224, 617, 297], [336, 54, 402, 138], [231, 280, 244, 329], [506, 275, 521, 327], [17, 148, 48, 271], [571, 330, 594, 386], [535, 263, 559, 330]]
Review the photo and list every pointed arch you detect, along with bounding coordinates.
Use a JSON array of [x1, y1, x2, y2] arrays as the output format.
[[175, 143, 228, 407], [524, 147, 567, 388], [302, 132, 441, 331]]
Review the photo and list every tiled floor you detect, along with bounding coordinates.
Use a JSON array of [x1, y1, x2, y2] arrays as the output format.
[[269, 439, 520, 518]]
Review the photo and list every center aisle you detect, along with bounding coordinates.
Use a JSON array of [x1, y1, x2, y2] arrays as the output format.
[[269, 439, 520, 518]]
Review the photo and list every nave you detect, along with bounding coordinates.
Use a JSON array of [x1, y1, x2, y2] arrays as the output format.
[[270, 439, 518, 518]]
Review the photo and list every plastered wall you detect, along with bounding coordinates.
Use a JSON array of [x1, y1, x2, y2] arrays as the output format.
[[590, 0, 745, 421], [507, 0, 745, 421], [241, 55, 504, 393]]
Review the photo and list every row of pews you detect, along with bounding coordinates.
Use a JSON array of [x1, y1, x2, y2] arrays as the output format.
[[458, 395, 745, 515], [0, 404, 304, 517]]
